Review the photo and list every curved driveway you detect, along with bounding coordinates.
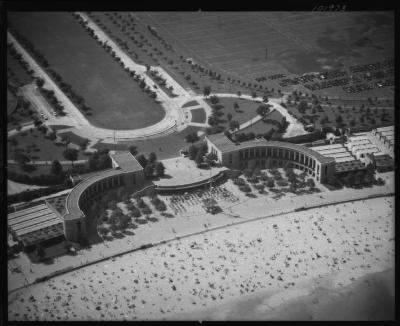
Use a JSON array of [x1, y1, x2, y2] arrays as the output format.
[[8, 17, 305, 144]]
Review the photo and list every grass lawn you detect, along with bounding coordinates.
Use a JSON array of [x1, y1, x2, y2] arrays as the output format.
[[7, 52, 33, 86], [7, 112, 35, 130], [206, 97, 264, 128], [182, 100, 199, 108], [89, 12, 257, 97], [239, 110, 284, 135], [135, 12, 393, 99], [58, 131, 89, 147], [49, 125, 72, 131], [8, 12, 166, 130], [285, 101, 394, 130], [7, 88, 36, 128], [93, 126, 204, 160], [8, 162, 53, 177], [7, 128, 87, 162], [190, 108, 206, 123]]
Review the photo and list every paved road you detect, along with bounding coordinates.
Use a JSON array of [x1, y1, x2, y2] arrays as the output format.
[[7, 123, 35, 137], [8, 32, 89, 128]]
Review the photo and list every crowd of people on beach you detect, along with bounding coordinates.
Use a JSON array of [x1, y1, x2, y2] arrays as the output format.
[[8, 197, 394, 321]]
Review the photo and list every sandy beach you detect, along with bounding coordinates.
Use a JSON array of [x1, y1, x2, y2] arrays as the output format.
[[175, 268, 395, 321], [8, 196, 394, 321]]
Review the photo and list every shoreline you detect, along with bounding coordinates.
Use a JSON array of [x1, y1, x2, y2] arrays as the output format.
[[8, 189, 393, 294], [173, 268, 394, 321], [8, 196, 394, 321]]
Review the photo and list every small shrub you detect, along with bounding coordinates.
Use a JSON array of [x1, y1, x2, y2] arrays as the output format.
[[141, 206, 152, 215], [239, 184, 251, 193]]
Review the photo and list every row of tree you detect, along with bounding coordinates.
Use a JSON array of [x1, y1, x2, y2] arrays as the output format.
[[186, 142, 217, 167], [73, 13, 158, 101], [36, 81, 66, 116], [9, 28, 87, 116], [7, 41, 35, 82]]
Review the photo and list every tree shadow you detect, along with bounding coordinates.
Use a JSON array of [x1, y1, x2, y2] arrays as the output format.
[[123, 230, 135, 236], [136, 218, 148, 225], [129, 223, 138, 230], [41, 257, 55, 265], [160, 174, 173, 179], [113, 232, 125, 239], [162, 213, 175, 218], [147, 216, 159, 223]]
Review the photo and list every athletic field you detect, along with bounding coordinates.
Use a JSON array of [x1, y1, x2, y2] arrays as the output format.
[[136, 11, 393, 96]]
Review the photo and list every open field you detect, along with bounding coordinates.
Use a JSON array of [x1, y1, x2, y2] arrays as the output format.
[[88, 12, 256, 96], [8, 12, 166, 130], [93, 125, 204, 160], [136, 11, 393, 98], [8, 195, 394, 320]]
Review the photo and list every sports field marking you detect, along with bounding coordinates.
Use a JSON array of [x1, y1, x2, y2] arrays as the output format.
[[143, 13, 244, 80], [171, 22, 275, 40], [162, 17, 257, 31], [253, 15, 316, 53], [193, 36, 292, 53], [171, 25, 280, 42]]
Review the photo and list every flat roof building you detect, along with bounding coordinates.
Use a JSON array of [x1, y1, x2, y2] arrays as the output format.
[[62, 151, 145, 242], [109, 151, 143, 172], [8, 203, 64, 247], [205, 133, 335, 182], [311, 143, 356, 163], [371, 125, 395, 158]]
